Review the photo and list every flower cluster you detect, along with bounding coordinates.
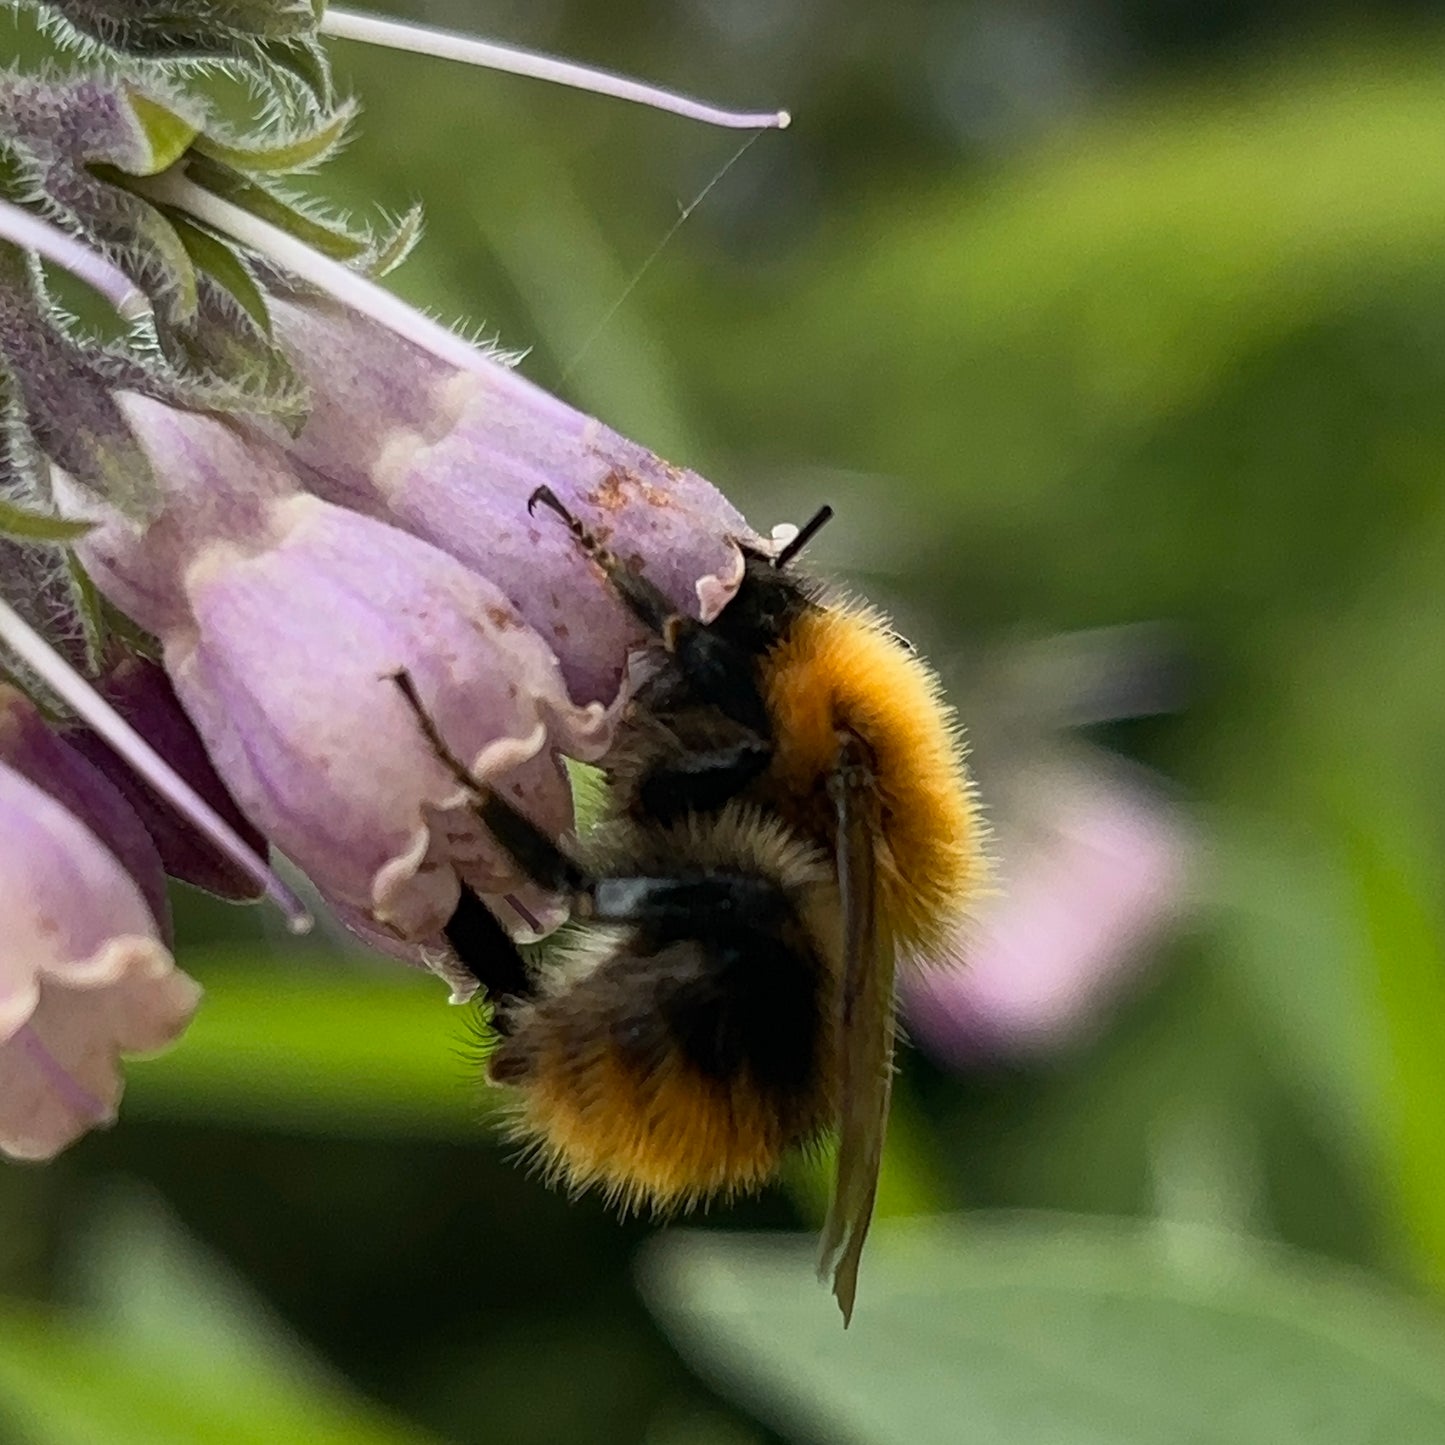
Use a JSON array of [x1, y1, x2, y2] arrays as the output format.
[[0, 0, 784, 1156]]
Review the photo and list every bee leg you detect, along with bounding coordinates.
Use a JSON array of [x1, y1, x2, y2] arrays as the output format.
[[386, 673, 543, 1015], [528, 485, 678, 636], [528, 486, 772, 733], [443, 887, 536, 1026], [386, 669, 480, 796], [586, 873, 790, 935], [471, 789, 591, 902]]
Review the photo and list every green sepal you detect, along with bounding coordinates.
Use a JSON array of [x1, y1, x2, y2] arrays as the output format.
[[165, 211, 272, 334], [65, 551, 108, 670], [152, 285, 310, 428], [185, 153, 369, 260], [365, 204, 425, 279], [0, 252, 162, 520], [192, 101, 354, 176], [256, 34, 333, 108], [0, 498, 94, 541], [85, 165, 201, 322], [122, 91, 201, 177]]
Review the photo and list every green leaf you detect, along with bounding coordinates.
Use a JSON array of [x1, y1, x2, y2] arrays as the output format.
[[1348, 817, 1445, 1294], [0, 499, 92, 541], [0, 1191, 448, 1445], [193, 103, 357, 177], [1209, 815, 1384, 1176], [123, 955, 498, 1137], [642, 1215, 1445, 1445], [565, 757, 610, 833]]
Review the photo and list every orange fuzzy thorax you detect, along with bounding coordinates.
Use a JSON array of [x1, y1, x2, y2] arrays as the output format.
[[761, 604, 985, 957]]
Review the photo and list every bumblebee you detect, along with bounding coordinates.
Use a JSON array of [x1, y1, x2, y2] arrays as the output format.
[[404, 489, 984, 1322]]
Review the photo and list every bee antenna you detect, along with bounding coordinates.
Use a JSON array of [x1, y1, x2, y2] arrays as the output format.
[[774, 505, 834, 569]]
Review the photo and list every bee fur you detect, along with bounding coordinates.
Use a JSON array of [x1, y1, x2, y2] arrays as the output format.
[[404, 488, 984, 1321]]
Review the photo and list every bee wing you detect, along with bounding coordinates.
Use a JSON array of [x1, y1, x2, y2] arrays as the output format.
[[817, 740, 898, 1326]]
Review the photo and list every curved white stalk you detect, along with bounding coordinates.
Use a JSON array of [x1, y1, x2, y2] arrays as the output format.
[[320, 8, 789, 131], [0, 599, 313, 933], [0, 200, 150, 321]]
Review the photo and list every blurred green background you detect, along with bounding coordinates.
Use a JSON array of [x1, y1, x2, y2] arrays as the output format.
[[7, 0, 1445, 1440]]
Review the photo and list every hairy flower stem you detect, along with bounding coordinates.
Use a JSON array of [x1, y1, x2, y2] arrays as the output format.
[[0, 598, 313, 932], [319, 8, 790, 130]]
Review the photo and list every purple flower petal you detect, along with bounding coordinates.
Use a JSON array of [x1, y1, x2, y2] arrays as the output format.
[[0, 762, 199, 1160], [68, 652, 269, 902], [0, 683, 171, 939], [270, 297, 757, 705], [166, 493, 611, 939], [54, 392, 303, 639], [58, 394, 611, 938]]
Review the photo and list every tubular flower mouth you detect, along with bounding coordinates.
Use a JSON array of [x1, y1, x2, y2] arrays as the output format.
[[0, 0, 792, 1153]]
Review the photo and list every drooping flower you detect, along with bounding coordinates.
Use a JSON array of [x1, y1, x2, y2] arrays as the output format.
[[55, 393, 614, 943], [266, 295, 756, 707], [0, 757, 199, 1161], [0, 0, 796, 1172]]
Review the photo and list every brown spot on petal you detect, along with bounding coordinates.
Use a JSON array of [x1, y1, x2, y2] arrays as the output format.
[[486, 606, 520, 632], [590, 469, 628, 512], [511, 783, 525, 799], [589, 466, 676, 514], [553, 623, 569, 640]]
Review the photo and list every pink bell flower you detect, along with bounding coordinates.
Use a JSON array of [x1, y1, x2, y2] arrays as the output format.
[[0, 760, 199, 1161]]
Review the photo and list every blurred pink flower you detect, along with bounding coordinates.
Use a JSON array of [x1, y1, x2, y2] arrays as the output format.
[[906, 754, 1191, 1062], [0, 760, 199, 1161]]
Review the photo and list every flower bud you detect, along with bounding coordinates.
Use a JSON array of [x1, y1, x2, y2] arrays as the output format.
[[0, 761, 199, 1160]]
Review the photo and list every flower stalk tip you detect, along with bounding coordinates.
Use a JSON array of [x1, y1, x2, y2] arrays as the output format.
[[319, 8, 790, 131]]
